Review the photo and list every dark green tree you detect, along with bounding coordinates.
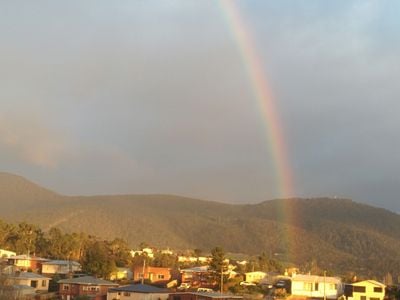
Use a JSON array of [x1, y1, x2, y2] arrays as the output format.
[[81, 241, 116, 278], [108, 238, 131, 267], [258, 252, 282, 273], [153, 253, 177, 268], [209, 246, 228, 291]]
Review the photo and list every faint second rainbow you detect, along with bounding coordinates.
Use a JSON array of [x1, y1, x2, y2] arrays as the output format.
[[219, 0, 294, 200]]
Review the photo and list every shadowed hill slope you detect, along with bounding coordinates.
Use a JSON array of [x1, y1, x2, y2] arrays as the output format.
[[0, 172, 61, 212], [1, 172, 400, 277]]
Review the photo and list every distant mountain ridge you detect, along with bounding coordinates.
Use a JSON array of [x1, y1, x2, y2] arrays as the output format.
[[1, 172, 400, 278]]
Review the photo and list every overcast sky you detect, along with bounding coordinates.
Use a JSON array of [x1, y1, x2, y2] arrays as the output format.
[[1, 0, 399, 212]]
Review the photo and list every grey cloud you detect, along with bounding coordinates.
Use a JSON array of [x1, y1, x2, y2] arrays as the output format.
[[0, 1, 399, 212]]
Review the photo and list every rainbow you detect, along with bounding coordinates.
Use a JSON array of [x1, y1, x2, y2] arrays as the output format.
[[219, 0, 297, 262]]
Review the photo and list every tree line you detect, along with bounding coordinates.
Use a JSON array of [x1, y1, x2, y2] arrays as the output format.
[[0, 219, 284, 280]]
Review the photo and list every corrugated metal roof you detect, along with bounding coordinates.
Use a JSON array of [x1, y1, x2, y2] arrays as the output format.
[[12, 272, 51, 280], [8, 255, 48, 261], [109, 284, 169, 293], [180, 266, 209, 273], [58, 275, 118, 286], [353, 280, 386, 287], [172, 292, 243, 299], [291, 274, 341, 284], [42, 260, 81, 266]]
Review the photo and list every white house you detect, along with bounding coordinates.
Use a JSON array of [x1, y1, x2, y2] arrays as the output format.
[[130, 248, 154, 259], [244, 271, 267, 283], [177, 256, 211, 264], [41, 260, 81, 275], [9, 272, 51, 292], [346, 280, 385, 300], [0, 249, 16, 258], [110, 267, 133, 281], [290, 274, 343, 299]]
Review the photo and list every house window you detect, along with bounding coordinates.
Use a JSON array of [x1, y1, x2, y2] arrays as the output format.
[[158, 274, 165, 279], [42, 280, 46, 287], [30, 281, 37, 288], [315, 283, 319, 291], [124, 292, 131, 296], [329, 284, 337, 290], [63, 285, 70, 290], [360, 296, 366, 300], [354, 286, 366, 293], [374, 287, 383, 293], [304, 282, 313, 291]]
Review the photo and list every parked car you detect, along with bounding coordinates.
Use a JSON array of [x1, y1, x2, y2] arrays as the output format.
[[240, 281, 257, 287], [178, 282, 191, 290], [197, 288, 214, 292]]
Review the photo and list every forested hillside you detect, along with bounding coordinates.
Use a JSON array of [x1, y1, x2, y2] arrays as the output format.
[[1, 172, 400, 279]]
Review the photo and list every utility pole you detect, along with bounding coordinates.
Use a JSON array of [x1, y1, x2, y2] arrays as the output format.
[[141, 259, 146, 284], [220, 265, 223, 293], [324, 270, 327, 300]]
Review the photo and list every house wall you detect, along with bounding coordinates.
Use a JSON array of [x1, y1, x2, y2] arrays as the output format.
[[291, 280, 341, 299], [12, 259, 31, 268], [10, 259, 43, 271], [133, 267, 171, 283], [42, 263, 81, 275], [59, 283, 113, 300], [351, 282, 385, 300], [13, 278, 49, 292], [110, 269, 133, 281], [0, 249, 16, 258], [244, 272, 266, 283]]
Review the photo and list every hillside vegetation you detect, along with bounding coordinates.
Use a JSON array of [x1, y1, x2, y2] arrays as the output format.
[[1, 172, 399, 278]]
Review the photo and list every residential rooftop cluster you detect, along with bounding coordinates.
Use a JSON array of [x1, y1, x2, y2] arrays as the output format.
[[0, 247, 392, 300]]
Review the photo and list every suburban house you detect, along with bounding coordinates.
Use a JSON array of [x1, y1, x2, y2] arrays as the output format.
[[178, 256, 211, 264], [41, 260, 81, 276], [9, 272, 51, 292], [0, 249, 16, 258], [131, 248, 155, 259], [169, 292, 243, 300], [7, 255, 48, 272], [133, 266, 171, 284], [179, 266, 211, 287], [110, 267, 133, 281], [161, 249, 174, 255], [290, 274, 343, 299], [107, 283, 170, 300], [58, 275, 118, 300], [244, 271, 266, 283], [345, 280, 386, 300]]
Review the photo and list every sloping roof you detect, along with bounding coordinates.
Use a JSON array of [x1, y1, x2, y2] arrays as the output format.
[[245, 271, 267, 276], [292, 274, 341, 284], [173, 292, 243, 299], [8, 255, 48, 261], [353, 280, 386, 288], [42, 260, 81, 266], [12, 285, 36, 291], [58, 275, 118, 286], [12, 272, 51, 280], [180, 266, 209, 273], [109, 284, 169, 293]]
